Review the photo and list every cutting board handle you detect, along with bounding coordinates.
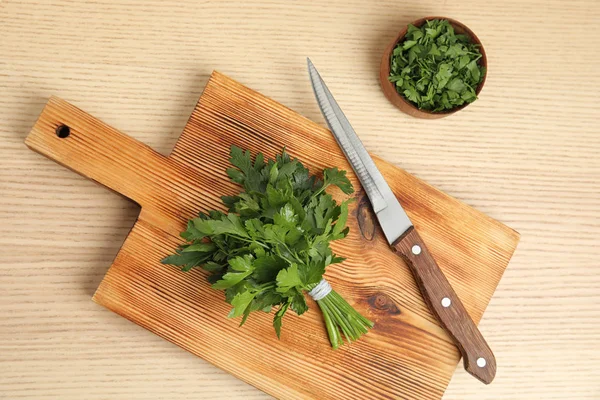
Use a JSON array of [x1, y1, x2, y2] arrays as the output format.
[[25, 97, 171, 208]]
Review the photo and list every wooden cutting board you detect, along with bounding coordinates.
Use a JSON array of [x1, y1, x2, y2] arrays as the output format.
[[25, 71, 519, 400]]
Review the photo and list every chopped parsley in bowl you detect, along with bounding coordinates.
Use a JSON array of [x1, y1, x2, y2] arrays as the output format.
[[382, 18, 487, 117]]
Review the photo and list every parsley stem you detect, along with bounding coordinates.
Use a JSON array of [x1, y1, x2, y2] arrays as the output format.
[[318, 300, 342, 349], [313, 288, 374, 348], [308, 183, 331, 202], [225, 233, 270, 249], [257, 282, 276, 291], [322, 297, 354, 341]]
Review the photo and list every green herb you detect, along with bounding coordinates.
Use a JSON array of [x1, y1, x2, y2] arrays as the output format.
[[388, 19, 486, 111], [162, 146, 373, 348]]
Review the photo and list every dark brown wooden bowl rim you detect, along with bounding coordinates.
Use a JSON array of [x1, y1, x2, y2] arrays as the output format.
[[380, 16, 487, 118]]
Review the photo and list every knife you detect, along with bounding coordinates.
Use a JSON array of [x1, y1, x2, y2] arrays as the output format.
[[307, 58, 496, 385]]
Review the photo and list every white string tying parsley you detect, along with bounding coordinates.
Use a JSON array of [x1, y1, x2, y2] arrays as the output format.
[[308, 279, 332, 301]]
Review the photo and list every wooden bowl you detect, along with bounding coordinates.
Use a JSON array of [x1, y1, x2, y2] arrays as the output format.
[[379, 17, 487, 119]]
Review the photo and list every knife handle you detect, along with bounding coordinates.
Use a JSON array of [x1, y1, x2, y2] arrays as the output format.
[[392, 226, 496, 384]]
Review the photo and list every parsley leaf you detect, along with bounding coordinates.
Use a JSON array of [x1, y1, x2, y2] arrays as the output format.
[[229, 290, 257, 318], [276, 264, 303, 292], [273, 302, 290, 338], [323, 167, 353, 194], [212, 255, 255, 289]]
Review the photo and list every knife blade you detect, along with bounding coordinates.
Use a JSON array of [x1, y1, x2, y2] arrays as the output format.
[[307, 58, 496, 385]]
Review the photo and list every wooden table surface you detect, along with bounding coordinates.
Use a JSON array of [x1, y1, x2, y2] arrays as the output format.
[[1, 1, 598, 399]]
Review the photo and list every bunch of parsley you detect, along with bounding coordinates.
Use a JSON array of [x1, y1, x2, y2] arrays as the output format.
[[162, 146, 373, 349], [388, 19, 486, 111]]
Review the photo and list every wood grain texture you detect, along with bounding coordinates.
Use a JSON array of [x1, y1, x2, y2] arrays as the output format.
[[23, 71, 518, 399], [1, 0, 599, 399], [393, 226, 496, 384]]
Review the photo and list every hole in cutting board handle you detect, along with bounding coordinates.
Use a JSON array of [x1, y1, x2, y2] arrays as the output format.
[[56, 124, 70, 138]]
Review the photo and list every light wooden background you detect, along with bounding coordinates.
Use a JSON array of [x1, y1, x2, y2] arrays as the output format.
[[1, 0, 598, 399]]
